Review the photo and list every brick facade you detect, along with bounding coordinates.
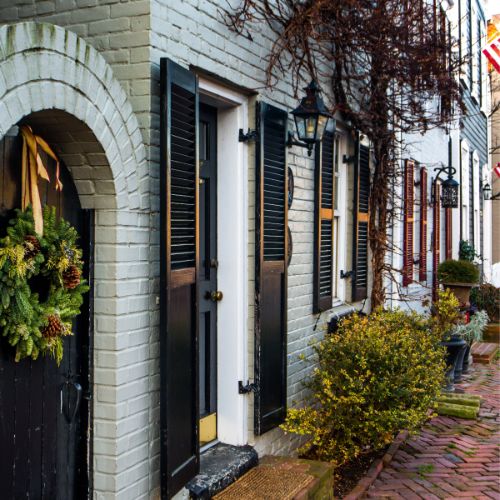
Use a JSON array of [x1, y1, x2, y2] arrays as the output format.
[[0, 3, 346, 497]]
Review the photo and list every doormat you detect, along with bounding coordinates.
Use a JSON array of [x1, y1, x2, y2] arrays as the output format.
[[213, 465, 314, 500]]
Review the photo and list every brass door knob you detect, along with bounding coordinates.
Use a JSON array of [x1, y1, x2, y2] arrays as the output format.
[[206, 290, 223, 302]]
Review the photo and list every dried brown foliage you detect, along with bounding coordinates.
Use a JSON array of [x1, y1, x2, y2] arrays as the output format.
[[226, 0, 465, 308]]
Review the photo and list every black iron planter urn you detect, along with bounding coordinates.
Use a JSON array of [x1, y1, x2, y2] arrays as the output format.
[[440, 334, 467, 391]]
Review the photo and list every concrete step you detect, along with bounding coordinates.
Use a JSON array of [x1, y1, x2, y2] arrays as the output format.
[[471, 342, 499, 364], [213, 456, 334, 500], [187, 443, 258, 498]]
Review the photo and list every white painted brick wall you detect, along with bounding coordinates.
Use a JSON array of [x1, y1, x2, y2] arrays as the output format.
[[0, 2, 367, 498]]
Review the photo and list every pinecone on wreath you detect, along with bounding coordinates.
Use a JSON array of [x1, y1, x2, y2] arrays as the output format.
[[42, 314, 64, 339], [23, 234, 41, 259], [63, 265, 81, 289]]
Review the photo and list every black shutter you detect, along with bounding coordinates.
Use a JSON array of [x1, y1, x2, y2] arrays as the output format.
[[254, 102, 288, 435], [432, 183, 441, 301], [160, 58, 199, 499], [314, 130, 335, 313], [352, 140, 370, 301]]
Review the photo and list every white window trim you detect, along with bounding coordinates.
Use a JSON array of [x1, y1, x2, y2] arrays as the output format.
[[472, 151, 480, 247], [461, 139, 470, 239], [334, 131, 348, 303], [198, 78, 249, 446]]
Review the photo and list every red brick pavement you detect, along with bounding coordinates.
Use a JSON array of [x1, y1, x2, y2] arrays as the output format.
[[365, 362, 500, 499]]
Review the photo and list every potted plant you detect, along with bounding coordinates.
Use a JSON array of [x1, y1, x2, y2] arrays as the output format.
[[437, 259, 480, 308], [470, 284, 500, 323], [452, 310, 489, 377], [430, 289, 466, 391]]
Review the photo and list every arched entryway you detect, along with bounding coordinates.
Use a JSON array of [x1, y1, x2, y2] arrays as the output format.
[[0, 22, 151, 497]]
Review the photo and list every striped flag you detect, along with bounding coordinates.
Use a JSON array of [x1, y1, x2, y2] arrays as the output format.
[[494, 163, 500, 179], [483, 35, 500, 74]]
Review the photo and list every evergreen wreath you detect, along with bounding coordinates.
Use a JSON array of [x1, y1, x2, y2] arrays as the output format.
[[0, 206, 89, 364]]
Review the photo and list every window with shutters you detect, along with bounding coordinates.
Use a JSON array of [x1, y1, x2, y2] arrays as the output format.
[[314, 128, 336, 312], [403, 160, 415, 287], [419, 167, 428, 282]]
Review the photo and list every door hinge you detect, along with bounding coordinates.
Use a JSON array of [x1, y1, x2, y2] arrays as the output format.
[[238, 380, 258, 394], [239, 128, 258, 143]]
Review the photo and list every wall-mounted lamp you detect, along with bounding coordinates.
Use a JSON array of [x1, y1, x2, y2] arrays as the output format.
[[433, 163, 459, 208], [287, 80, 333, 156], [481, 181, 500, 200], [482, 181, 492, 200]]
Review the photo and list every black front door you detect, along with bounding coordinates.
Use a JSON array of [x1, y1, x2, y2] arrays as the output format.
[[0, 133, 92, 499], [198, 104, 218, 446]]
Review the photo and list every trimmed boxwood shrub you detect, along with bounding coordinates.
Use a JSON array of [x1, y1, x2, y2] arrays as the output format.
[[437, 259, 479, 284], [281, 310, 445, 466]]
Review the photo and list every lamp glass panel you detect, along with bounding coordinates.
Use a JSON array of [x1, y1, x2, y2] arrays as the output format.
[[441, 184, 459, 208], [316, 115, 329, 141], [294, 116, 306, 141], [304, 116, 318, 141]]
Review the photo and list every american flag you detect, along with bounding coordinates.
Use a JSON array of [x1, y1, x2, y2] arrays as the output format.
[[483, 35, 500, 74], [494, 163, 500, 179]]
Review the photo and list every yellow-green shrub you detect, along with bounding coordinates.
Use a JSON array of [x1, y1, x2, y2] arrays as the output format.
[[281, 309, 445, 466]]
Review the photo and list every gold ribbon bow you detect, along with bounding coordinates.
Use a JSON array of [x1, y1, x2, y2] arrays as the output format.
[[20, 125, 63, 235]]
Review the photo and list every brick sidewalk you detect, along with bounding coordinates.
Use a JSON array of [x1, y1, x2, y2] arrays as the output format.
[[365, 362, 500, 499]]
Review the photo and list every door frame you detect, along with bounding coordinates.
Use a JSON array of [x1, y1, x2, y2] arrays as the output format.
[[79, 208, 95, 497], [198, 78, 249, 446]]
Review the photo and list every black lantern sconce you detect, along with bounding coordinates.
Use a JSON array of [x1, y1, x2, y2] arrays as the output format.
[[433, 163, 459, 209], [481, 181, 500, 200], [287, 80, 333, 156], [482, 181, 492, 200]]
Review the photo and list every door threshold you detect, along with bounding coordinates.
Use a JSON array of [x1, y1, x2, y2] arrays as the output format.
[[200, 438, 220, 454]]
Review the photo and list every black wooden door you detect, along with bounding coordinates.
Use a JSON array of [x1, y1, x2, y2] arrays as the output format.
[[198, 105, 218, 445], [0, 134, 92, 499]]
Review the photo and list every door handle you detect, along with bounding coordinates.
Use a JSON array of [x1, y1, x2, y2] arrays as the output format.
[[205, 290, 223, 302], [61, 381, 83, 423]]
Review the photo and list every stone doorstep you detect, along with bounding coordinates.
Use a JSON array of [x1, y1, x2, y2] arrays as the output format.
[[471, 342, 499, 364], [212, 456, 334, 500], [187, 443, 258, 499]]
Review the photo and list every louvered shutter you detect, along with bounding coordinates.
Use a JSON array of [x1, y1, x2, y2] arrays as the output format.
[[352, 141, 370, 302], [254, 102, 288, 435], [419, 167, 428, 282], [403, 161, 415, 287], [313, 130, 335, 313], [445, 208, 452, 260], [160, 58, 199, 499], [432, 183, 441, 301]]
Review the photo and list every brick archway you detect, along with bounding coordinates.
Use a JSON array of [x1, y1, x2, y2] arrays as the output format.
[[0, 21, 147, 210], [0, 22, 154, 497]]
